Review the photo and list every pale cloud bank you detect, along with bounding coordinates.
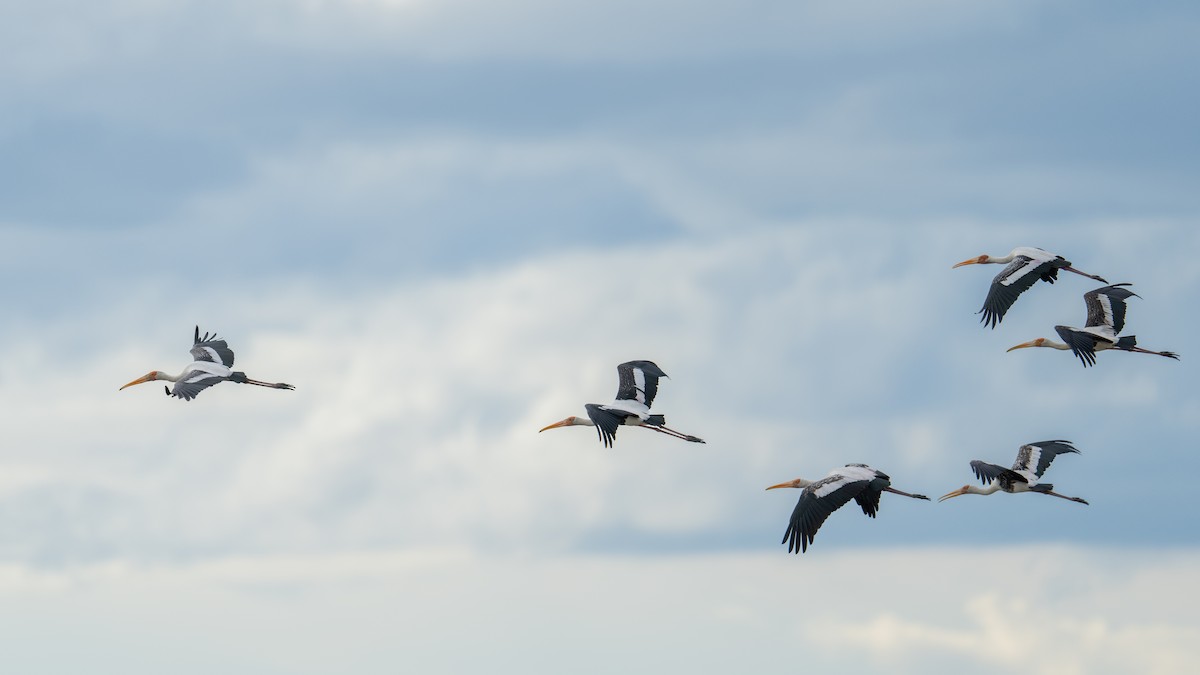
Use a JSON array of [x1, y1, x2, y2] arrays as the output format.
[[1, 545, 1196, 674]]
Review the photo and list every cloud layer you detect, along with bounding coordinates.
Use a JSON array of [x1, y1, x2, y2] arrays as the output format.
[[2, 2, 1198, 672], [2, 224, 1196, 567], [2, 546, 1197, 674]]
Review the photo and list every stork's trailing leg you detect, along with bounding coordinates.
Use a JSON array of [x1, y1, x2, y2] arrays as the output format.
[[646, 425, 705, 443], [230, 372, 296, 390]]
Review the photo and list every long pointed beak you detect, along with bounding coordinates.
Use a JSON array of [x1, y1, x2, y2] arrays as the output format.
[[120, 373, 155, 391], [765, 480, 799, 491], [1006, 340, 1039, 352], [539, 418, 572, 433], [938, 488, 969, 502], [952, 257, 981, 269]]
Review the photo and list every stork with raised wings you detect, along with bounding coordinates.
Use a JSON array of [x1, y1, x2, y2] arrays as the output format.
[[539, 360, 705, 447], [1007, 283, 1180, 366], [121, 326, 295, 401], [767, 464, 929, 554], [953, 246, 1107, 327], [939, 440, 1088, 505]]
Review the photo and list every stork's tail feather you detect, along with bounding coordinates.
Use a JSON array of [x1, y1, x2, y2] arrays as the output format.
[[1115, 337, 1181, 360], [646, 414, 666, 426]]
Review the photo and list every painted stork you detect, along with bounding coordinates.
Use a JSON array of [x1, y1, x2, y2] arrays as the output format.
[[939, 440, 1088, 505], [953, 246, 1107, 327], [1006, 283, 1180, 367], [767, 464, 929, 553], [539, 360, 705, 447], [120, 326, 295, 401]]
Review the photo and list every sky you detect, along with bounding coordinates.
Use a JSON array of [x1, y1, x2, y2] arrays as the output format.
[[2, 0, 1198, 672]]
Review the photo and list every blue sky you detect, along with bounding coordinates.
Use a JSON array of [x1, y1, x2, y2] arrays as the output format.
[[2, 1, 1199, 672]]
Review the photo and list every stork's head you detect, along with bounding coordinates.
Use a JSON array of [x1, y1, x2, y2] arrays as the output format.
[[1006, 338, 1046, 352], [938, 485, 977, 502], [120, 371, 161, 390], [952, 254, 990, 268], [765, 478, 807, 491], [539, 416, 583, 432]]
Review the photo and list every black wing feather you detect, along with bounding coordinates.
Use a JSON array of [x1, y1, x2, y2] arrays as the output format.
[[853, 486, 884, 518], [978, 257, 1059, 328], [584, 403, 625, 448], [1083, 283, 1138, 333], [970, 461, 1027, 486], [190, 326, 236, 368], [1013, 440, 1080, 478], [1054, 325, 1104, 367], [170, 372, 226, 401], [781, 476, 869, 554], [846, 465, 887, 518], [615, 360, 667, 408]]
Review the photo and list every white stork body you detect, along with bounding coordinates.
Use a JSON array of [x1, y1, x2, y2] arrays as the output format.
[[1007, 283, 1179, 367], [953, 246, 1107, 327], [121, 326, 295, 401], [539, 360, 705, 447], [939, 440, 1088, 504], [171, 360, 235, 388], [767, 464, 929, 554]]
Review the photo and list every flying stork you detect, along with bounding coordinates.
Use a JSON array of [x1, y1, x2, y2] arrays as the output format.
[[939, 440, 1088, 505], [538, 360, 705, 447], [121, 326, 295, 401], [953, 246, 1107, 327], [1006, 283, 1180, 367], [767, 464, 929, 554]]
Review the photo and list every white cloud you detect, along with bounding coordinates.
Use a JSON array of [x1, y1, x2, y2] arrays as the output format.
[[0, 546, 1197, 674], [811, 548, 1200, 675]]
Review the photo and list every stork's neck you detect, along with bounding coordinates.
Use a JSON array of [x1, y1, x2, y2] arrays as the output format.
[[154, 370, 184, 383], [1010, 337, 1072, 353], [969, 483, 1003, 496]]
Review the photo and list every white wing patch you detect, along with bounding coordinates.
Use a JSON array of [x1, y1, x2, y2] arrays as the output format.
[[1012, 247, 1053, 260], [811, 474, 853, 499], [632, 366, 647, 405], [186, 361, 232, 379], [1082, 325, 1117, 342], [1014, 469, 1039, 486], [1096, 293, 1115, 328], [811, 465, 874, 498], [999, 257, 1042, 287], [839, 465, 877, 481], [603, 398, 650, 420]]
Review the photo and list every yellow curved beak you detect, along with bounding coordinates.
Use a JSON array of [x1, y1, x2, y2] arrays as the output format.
[[952, 257, 983, 269], [938, 488, 969, 502], [1006, 340, 1039, 352], [538, 418, 572, 433], [120, 373, 155, 391], [765, 480, 799, 491]]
